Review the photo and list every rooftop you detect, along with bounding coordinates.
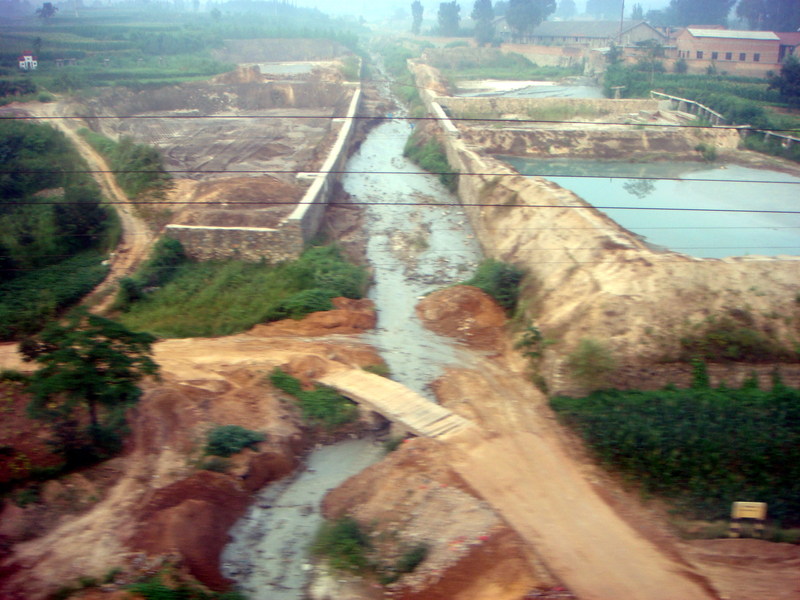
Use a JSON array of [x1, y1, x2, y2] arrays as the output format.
[[686, 28, 780, 41]]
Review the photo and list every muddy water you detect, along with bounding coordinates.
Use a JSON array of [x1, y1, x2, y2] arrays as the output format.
[[221, 101, 482, 597], [503, 157, 800, 258], [348, 119, 483, 395]]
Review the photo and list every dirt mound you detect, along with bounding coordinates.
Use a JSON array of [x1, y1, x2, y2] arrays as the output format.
[[250, 298, 377, 337], [128, 470, 254, 590], [169, 176, 302, 228], [322, 438, 553, 599], [0, 313, 388, 598], [416, 286, 507, 350]]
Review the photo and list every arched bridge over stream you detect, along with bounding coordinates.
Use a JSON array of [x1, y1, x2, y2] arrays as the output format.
[[315, 369, 477, 439]]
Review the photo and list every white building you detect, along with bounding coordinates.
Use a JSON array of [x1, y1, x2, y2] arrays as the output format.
[[18, 53, 38, 71]]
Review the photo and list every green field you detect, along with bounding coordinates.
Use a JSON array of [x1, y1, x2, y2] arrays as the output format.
[[0, 4, 362, 101]]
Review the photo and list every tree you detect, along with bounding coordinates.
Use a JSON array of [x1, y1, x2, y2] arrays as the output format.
[[411, 0, 424, 34], [630, 3, 643, 20], [736, 0, 800, 32], [437, 1, 461, 36], [22, 309, 158, 458], [667, 0, 734, 26], [554, 0, 576, 19], [35, 1, 57, 20], [505, 0, 555, 42], [769, 55, 800, 107], [472, 0, 494, 45]]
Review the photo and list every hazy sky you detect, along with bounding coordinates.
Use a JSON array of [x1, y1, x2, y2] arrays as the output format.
[[298, 0, 671, 20]]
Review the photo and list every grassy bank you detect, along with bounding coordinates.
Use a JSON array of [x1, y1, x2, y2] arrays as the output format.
[[116, 244, 368, 338]]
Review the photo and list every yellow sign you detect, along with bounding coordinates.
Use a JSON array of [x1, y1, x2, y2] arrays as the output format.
[[731, 502, 767, 520]]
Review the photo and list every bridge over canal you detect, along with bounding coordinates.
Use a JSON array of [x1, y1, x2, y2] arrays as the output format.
[[316, 369, 477, 439]]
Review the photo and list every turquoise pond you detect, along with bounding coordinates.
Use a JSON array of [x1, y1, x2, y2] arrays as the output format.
[[500, 157, 800, 259]]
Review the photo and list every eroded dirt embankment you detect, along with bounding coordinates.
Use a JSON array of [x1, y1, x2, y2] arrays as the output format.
[[405, 101, 800, 394], [0, 300, 382, 598], [408, 62, 800, 394]]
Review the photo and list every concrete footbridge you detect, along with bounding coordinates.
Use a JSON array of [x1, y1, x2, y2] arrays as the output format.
[[316, 369, 477, 439]]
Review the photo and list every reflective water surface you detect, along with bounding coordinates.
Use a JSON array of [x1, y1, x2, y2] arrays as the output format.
[[502, 157, 800, 258]]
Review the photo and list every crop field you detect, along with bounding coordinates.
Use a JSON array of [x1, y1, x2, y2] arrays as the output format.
[[0, 4, 361, 102]]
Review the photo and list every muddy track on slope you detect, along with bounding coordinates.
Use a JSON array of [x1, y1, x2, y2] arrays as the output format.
[[17, 100, 155, 313]]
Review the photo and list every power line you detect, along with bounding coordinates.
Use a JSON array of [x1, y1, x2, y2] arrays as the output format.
[[2, 169, 799, 186], [1, 199, 798, 214], [2, 199, 799, 216], [3, 112, 799, 133]]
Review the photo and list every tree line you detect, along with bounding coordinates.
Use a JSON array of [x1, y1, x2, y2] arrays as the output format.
[[409, 0, 800, 41]]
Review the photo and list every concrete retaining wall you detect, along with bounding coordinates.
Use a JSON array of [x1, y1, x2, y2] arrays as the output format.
[[166, 71, 362, 262], [440, 96, 659, 118], [288, 83, 362, 241]]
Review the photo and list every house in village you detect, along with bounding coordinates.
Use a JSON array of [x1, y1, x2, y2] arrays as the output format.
[[18, 53, 38, 71], [776, 32, 800, 63], [495, 19, 667, 48], [674, 28, 783, 76]]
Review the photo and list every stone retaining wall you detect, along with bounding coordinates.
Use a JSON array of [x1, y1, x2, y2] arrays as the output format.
[[163, 224, 303, 262]]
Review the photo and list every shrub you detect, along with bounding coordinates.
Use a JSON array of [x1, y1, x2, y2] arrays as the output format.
[[265, 288, 336, 320], [566, 338, 616, 389], [204, 425, 265, 457], [268, 368, 357, 429], [463, 259, 525, 312], [694, 142, 717, 162], [269, 368, 304, 396], [403, 130, 458, 191], [396, 544, 428, 573], [679, 314, 797, 362], [312, 517, 371, 573]]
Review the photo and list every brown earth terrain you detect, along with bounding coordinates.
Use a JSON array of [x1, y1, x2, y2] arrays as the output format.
[[1, 42, 799, 600]]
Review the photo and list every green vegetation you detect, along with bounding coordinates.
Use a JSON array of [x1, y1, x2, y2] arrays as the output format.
[[603, 64, 800, 162], [128, 571, 245, 600], [113, 237, 186, 311], [462, 258, 525, 313], [313, 517, 429, 584], [372, 38, 429, 115], [403, 128, 457, 191], [551, 370, 800, 524], [694, 142, 717, 162], [0, 250, 109, 340], [429, 49, 580, 82], [269, 368, 357, 429], [78, 129, 170, 200], [204, 424, 265, 457], [0, 119, 117, 338], [116, 244, 368, 338], [679, 313, 799, 363], [313, 516, 371, 572], [20, 308, 158, 466], [566, 338, 616, 390], [0, 5, 363, 99]]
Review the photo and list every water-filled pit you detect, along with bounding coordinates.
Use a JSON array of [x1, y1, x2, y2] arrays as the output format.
[[501, 157, 800, 258]]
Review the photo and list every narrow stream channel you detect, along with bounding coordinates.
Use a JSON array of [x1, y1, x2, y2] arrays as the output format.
[[221, 74, 483, 599]]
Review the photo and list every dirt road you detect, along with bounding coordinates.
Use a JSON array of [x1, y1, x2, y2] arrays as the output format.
[[430, 352, 718, 600], [19, 100, 155, 313]]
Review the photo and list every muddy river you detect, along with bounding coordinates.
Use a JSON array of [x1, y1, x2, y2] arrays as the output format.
[[221, 85, 482, 598], [502, 157, 800, 258]]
